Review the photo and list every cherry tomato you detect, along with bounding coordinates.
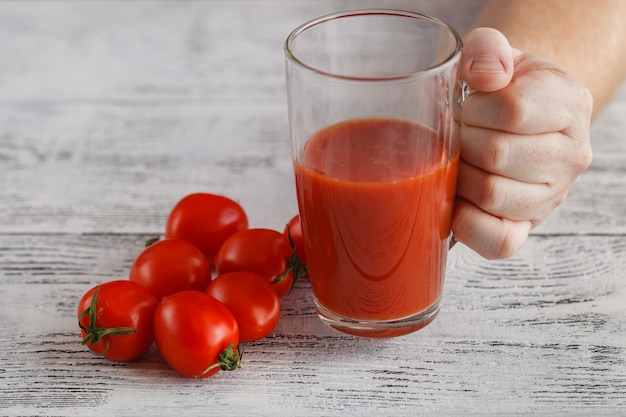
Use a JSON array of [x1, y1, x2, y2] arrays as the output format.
[[283, 214, 307, 264], [214, 228, 306, 298], [206, 272, 280, 342], [129, 238, 211, 300], [165, 193, 248, 265], [153, 290, 241, 378], [77, 280, 159, 362]]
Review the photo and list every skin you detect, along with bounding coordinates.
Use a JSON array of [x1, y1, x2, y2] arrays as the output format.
[[473, 0, 626, 116], [452, 0, 626, 259]]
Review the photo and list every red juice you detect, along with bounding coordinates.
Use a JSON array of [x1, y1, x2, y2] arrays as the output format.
[[294, 118, 459, 329]]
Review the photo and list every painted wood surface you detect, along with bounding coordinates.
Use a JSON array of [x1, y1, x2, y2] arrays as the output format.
[[1, 1, 625, 416]]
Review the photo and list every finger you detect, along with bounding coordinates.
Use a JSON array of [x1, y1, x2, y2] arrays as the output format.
[[451, 198, 533, 260], [460, 125, 568, 183], [462, 28, 514, 93], [456, 160, 565, 222], [462, 58, 581, 134]]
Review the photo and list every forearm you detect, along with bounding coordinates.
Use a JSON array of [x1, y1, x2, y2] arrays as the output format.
[[474, 0, 626, 118]]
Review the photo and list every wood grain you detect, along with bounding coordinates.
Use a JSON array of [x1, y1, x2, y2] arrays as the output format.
[[1, 0, 625, 416], [1, 90, 625, 235], [1, 234, 624, 416], [0, 0, 624, 235]]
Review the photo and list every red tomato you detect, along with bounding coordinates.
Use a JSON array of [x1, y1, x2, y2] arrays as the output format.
[[206, 272, 280, 342], [77, 280, 159, 362], [283, 214, 307, 264], [214, 228, 306, 298], [153, 290, 241, 378], [129, 238, 211, 300], [165, 193, 248, 265]]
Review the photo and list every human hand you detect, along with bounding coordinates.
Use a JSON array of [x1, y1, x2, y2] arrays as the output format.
[[452, 28, 593, 259]]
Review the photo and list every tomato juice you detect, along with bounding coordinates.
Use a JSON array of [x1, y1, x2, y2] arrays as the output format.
[[294, 118, 458, 334]]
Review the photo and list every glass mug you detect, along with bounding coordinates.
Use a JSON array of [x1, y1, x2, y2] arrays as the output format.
[[285, 10, 463, 337]]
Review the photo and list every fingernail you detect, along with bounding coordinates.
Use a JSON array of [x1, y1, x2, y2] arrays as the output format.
[[470, 55, 506, 74]]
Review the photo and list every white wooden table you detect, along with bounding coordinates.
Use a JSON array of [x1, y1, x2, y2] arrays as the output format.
[[1, 1, 625, 416]]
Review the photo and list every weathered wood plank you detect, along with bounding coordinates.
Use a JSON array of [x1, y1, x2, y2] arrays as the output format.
[[1, 234, 624, 416], [1, 97, 625, 235], [1, 0, 624, 236], [1, 1, 625, 416], [0, 103, 297, 233], [0, 0, 483, 103]]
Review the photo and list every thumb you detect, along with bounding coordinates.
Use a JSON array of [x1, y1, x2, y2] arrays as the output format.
[[462, 27, 514, 92]]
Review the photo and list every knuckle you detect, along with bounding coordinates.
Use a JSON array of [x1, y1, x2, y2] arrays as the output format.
[[494, 234, 523, 260], [575, 143, 593, 172], [567, 110, 593, 173], [485, 134, 511, 173], [500, 89, 532, 128], [490, 222, 528, 260], [552, 190, 569, 209], [477, 174, 506, 213]]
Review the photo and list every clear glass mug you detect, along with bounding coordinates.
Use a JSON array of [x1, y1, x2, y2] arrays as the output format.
[[285, 10, 463, 337]]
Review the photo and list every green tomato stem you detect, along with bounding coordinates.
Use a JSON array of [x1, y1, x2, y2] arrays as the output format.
[[194, 343, 243, 378], [78, 286, 137, 357], [270, 226, 308, 294]]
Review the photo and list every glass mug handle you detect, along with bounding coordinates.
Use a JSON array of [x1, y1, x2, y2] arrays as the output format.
[[449, 80, 473, 250]]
